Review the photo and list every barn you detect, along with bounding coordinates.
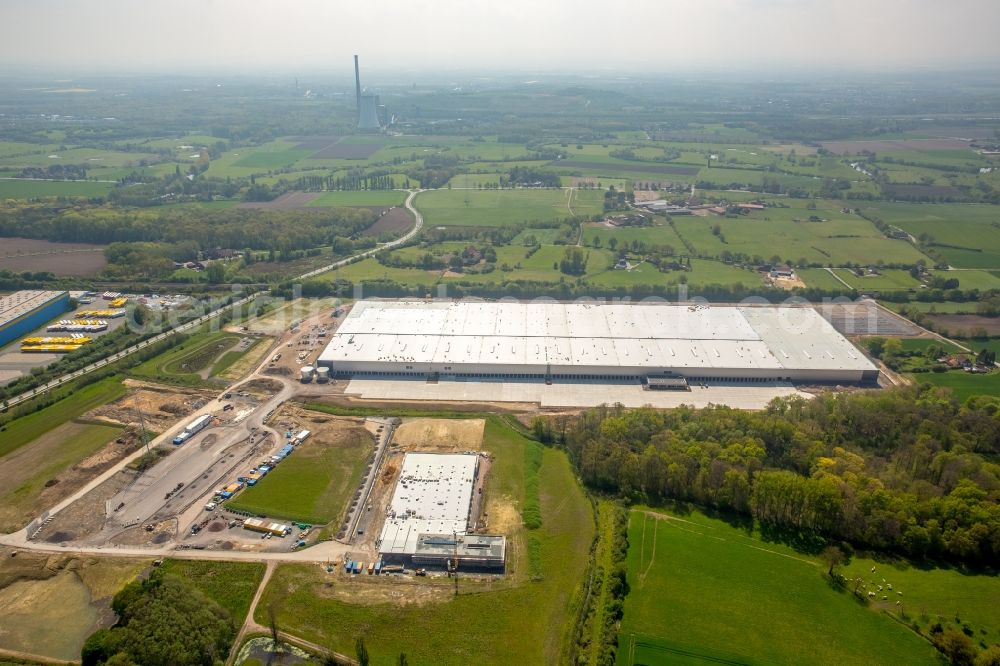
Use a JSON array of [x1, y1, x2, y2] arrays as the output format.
[[316, 300, 879, 385]]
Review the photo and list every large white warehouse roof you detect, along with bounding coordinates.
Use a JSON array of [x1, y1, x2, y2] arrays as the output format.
[[318, 300, 877, 381], [378, 452, 478, 556]]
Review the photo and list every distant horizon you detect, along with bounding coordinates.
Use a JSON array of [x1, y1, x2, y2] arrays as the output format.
[[2, 64, 1000, 87], [2, 0, 999, 76]]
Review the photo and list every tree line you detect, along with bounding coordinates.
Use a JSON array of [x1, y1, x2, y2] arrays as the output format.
[[533, 386, 1000, 566], [0, 202, 375, 251]]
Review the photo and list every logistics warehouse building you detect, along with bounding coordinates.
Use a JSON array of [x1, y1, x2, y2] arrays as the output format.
[[317, 300, 878, 384], [378, 452, 505, 571], [0, 290, 71, 349]]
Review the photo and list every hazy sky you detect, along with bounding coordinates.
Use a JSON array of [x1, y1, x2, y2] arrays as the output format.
[[2, 0, 999, 76]]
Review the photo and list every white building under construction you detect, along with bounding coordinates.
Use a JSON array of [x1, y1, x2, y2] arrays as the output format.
[[317, 300, 878, 385], [377, 452, 505, 571]]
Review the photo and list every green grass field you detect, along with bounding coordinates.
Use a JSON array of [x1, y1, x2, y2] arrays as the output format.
[[799, 267, 853, 291], [209, 337, 267, 378], [0, 377, 126, 459], [415, 188, 604, 228], [583, 221, 686, 251], [687, 203, 932, 266], [129, 331, 239, 386], [840, 555, 1000, 649], [306, 190, 407, 207], [0, 421, 123, 533], [907, 369, 1000, 402], [256, 418, 595, 665], [935, 270, 1000, 290], [226, 423, 373, 525], [882, 301, 978, 314], [231, 140, 313, 168], [0, 179, 114, 199], [861, 202, 1000, 269], [157, 560, 266, 625], [618, 508, 940, 666], [832, 268, 922, 291]]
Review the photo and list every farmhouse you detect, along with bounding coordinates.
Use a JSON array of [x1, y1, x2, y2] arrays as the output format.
[[377, 452, 504, 571], [317, 300, 878, 384]]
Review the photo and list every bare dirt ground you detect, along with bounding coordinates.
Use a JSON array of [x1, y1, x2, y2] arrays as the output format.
[[0, 237, 107, 276], [237, 191, 321, 210], [391, 418, 485, 452], [94, 380, 216, 433], [36, 470, 137, 544], [925, 314, 1000, 337], [362, 207, 414, 236], [268, 403, 368, 442], [770, 275, 807, 290], [308, 391, 536, 414], [111, 517, 177, 547]]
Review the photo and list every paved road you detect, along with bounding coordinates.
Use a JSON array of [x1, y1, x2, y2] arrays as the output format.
[[3, 190, 425, 410], [295, 188, 425, 280]]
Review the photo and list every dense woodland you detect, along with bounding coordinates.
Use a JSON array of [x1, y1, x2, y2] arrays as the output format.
[[534, 386, 1000, 565], [0, 202, 375, 250], [82, 573, 234, 666]]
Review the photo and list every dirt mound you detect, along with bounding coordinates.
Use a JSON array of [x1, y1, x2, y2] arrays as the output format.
[[208, 521, 225, 533], [44, 531, 75, 543], [243, 378, 284, 394]]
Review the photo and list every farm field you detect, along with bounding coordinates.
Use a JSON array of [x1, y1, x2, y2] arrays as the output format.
[[157, 560, 266, 625], [587, 257, 759, 290], [798, 268, 853, 291], [256, 417, 595, 665], [0, 552, 146, 662], [831, 268, 922, 291], [906, 368, 1000, 402], [231, 139, 313, 169], [226, 417, 373, 525], [688, 206, 931, 265], [0, 147, 161, 169], [583, 221, 686, 251], [0, 178, 114, 199], [0, 237, 108, 276], [306, 190, 406, 207], [938, 269, 1000, 291], [925, 314, 1000, 337], [415, 188, 604, 228], [883, 300, 979, 314], [618, 508, 941, 666], [0, 421, 122, 532], [859, 202, 1000, 268]]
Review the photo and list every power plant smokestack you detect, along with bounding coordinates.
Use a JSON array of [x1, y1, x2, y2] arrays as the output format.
[[353, 55, 362, 125]]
